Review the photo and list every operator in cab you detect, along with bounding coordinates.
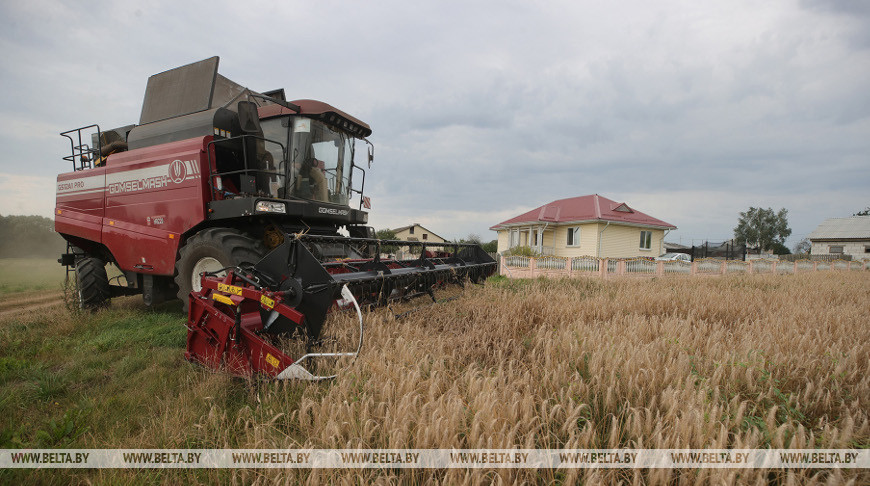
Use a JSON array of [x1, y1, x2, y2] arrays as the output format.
[[291, 157, 329, 202]]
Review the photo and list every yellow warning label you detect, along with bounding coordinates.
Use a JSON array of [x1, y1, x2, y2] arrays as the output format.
[[217, 283, 243, 296], [212, 293, 234, 306], [265, 353, 280, 368], [260, 295, 276, 309]]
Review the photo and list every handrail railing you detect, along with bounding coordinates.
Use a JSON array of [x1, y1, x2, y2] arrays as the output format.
[[206, 135, 286, 200], [60, 124, 102, 172]]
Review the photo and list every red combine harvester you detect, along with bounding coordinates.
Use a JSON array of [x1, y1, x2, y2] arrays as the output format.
[[56, 57, 496, 379]]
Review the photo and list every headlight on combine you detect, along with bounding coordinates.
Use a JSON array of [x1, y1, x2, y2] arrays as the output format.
[[256, 201, 287, 214]]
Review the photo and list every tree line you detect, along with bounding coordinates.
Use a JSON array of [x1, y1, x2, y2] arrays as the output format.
[[0, 215, 67, 258]]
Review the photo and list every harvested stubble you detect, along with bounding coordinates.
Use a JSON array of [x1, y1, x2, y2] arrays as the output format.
[[159, 272, 868, 484]]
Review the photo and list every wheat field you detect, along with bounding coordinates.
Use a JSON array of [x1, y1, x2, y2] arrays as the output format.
[[3, 271, 868, 484]]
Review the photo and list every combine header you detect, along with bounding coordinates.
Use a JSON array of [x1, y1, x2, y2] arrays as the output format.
[[188, 236, 494, 379], [55, 57, 496, 379]]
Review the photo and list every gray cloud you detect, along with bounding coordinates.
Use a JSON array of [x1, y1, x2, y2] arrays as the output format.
[[1, 0, 868, 247]]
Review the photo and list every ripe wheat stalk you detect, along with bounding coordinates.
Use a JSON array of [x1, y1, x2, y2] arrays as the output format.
[[138, 272, 870, 484]]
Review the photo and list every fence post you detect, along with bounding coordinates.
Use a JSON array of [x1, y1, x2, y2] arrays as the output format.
[[748, 260, 754, 274], [500, 255, 506, 276], [567, 257, 573, 278], [617, 259, 626, 276], [793, 261, 798, 274], [720, 261, 726, 275], [530, 257, 537, 278], [656, 261, 664, 276], [691, 261, 697, 275], [813, 261, 818, 272], [600, 259, 607, 278], [772, 261, 777, 274]]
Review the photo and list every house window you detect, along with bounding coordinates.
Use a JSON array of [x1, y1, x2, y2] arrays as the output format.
[[829, 245, 843, 254], [532, 231, 538, 246], [567, 227, 580, 247], [509, 229, 519, 248], [865, 246, 870, 253], [639, 230, 652, 250], [422, 234, 428, 240], [409, 226, 415, 235]]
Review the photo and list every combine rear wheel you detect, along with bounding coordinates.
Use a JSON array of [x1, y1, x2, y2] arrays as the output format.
[[175, 228, 265, 311], [76, 257, 110, 310]]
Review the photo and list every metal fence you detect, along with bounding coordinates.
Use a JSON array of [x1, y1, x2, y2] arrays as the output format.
[[673, 241, 747, 261], [571, 256, 600, 273], [696, 258, 722, 274], [780, 254, 853, 262], [663, 260, 692, 274], [499, 256, 868, 279], [725, 260, 749, 274], [537, 256, 567, 271], [625, 258, 656, 274], [504, 255, 530, 268]]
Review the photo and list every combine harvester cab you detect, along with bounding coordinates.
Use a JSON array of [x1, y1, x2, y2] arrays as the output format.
[[54, 57, 497, 379]]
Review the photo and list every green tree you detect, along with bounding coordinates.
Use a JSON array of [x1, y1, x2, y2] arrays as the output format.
[[481, 240, 498, 253], [793, 238, 811, 255], [463, 233, 482, 245], [733, 207, 792, 252], [769, 242, 791, 255], [375, 228, 396, 240], [375, 228, 398, 254], [0, 214, 67, 258]]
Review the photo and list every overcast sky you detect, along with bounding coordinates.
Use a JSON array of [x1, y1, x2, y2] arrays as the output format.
[[1, 0, 867, 249]]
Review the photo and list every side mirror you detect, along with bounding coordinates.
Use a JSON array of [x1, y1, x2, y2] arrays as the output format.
[[365, 139, 374, 168], [237, 101, 262, 134]]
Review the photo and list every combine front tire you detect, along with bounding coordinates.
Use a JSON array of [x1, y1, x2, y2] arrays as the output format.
[[76, 257, 110, 310], [175, 228, 265, 311]]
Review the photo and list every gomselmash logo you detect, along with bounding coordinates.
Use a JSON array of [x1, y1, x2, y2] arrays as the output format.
[[318, 207, 350, 216], [107, 160, 200, 194], [168, 159, 187, 183]]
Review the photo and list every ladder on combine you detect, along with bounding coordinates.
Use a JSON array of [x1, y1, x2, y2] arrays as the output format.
[[60, 125, 102, 172], [58, 125, 104, 280]]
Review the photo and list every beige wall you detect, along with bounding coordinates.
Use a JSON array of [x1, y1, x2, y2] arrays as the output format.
[[550, 223, 600, 257], [496, 230, 510, 253], [811, 240, 870, 260], [496, 222, 667, 258], [394, 225, 446, 243], [597, 224, 664, 259]]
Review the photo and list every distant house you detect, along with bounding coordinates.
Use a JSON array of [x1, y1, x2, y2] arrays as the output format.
[[490, 194, 676, 258], [808, 216, 870, 260], [392, 223, 447, 244], [663, 241, 690, 252]]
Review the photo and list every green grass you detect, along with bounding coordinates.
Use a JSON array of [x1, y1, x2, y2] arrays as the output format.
[[0, 302, 253, 483], [0, 307, 182, 443], [0, 258, 67, 294]]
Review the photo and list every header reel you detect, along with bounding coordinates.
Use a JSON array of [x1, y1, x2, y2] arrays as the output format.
[[185, 234, 497, 380]]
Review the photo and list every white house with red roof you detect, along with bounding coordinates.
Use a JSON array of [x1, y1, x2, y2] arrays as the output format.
[[490, 194, 677, 258]]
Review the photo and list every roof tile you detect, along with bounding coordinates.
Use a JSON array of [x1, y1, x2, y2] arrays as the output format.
[[491, 194, 676, 229]]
